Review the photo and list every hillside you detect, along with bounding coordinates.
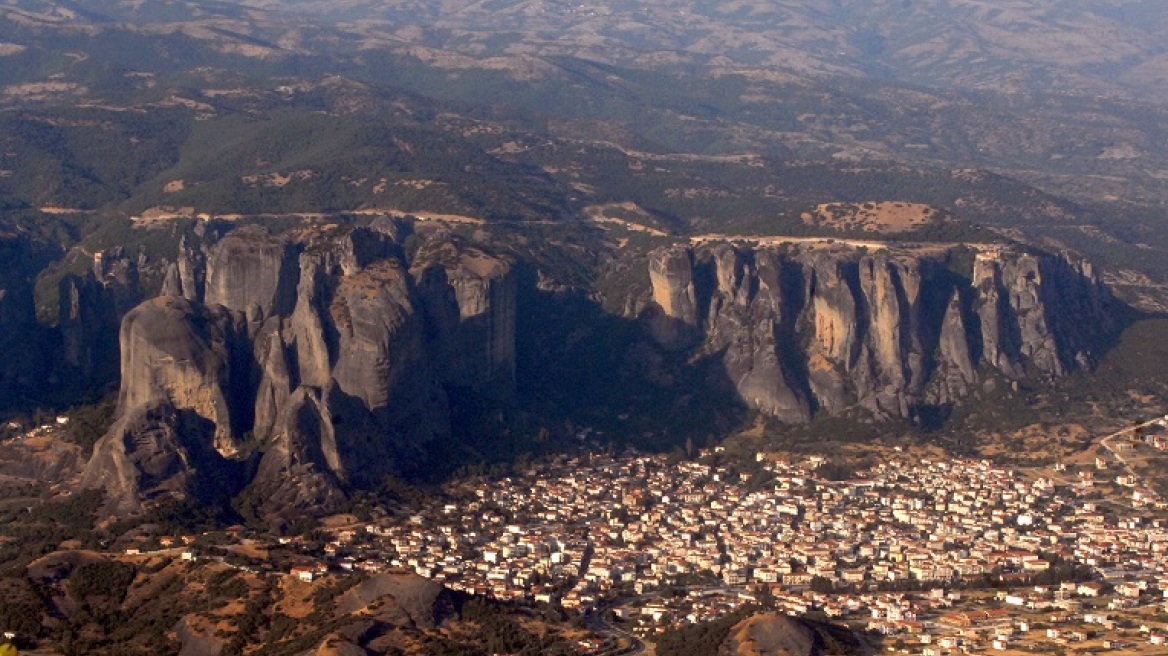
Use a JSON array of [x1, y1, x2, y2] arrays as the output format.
[[1, 1, 1167, 311], [2, 2, 1168, 655]]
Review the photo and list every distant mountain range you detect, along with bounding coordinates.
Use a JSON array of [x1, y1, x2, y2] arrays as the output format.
[[10, 0, 1168, 99], [4, 1, 1168, 293]]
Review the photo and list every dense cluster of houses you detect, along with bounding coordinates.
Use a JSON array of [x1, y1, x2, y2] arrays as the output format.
[[260, 445, 1167, 652]]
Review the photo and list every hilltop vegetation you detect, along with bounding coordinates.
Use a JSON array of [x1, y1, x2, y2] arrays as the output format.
[[1, 0, 1168, 304]]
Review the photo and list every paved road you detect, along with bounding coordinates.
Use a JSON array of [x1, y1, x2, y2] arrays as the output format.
[[1090, 416, 1165, 508], [586, 606, 648, 656], [1099, 417, 1163, 469]]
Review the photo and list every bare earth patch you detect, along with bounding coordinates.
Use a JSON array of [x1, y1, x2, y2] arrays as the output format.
[[132, 206, 199, 224], [2, 81, 85, 102], [362, 208, 483, 224], [801, 201, 942, 233], [584, 203, 669, 236], [241, 169, 314, 188], [39, 207, 91, 214]]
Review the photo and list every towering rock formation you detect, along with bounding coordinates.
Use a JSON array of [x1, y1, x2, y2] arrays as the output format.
[[116, 296, 251, 456], [58, 249, 143, 383], [204, 226, 299, 321], [930, 290, 979, 403], [80, 401, 239, 515], [170, 235, 207, 303], [646, 243, 1115, 422], [79, 223, 1117, 520], [83, 224, 517, 521], [647, 245, 701, 350], [248, 387, 348, 522], [411, 239, 518, 399], [58, 273, 109, 379], [694, 245, 811, 423], [0, 237, 36, 331]]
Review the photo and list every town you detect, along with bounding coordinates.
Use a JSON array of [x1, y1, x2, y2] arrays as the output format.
[[224, 420, 1168, 655], [22, 412, 1168, 654]]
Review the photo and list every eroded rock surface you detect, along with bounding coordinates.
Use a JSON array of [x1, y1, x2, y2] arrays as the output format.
[[647, 243, 1115, 422], [84, 225, 515, 518]]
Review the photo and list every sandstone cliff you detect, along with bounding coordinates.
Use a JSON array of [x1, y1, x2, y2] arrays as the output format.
[[82, 224, 517, 520], [203, 226, 300, 321], [58, 249, 143, 385], [115, 296, 251, 456], [79, 224, 1119, 518], [80, 401, 239, 514], [411, 238, 518, 398], [646, 243, 1115, 423]]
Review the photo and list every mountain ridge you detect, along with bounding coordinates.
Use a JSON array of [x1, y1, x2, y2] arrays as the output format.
[[67, 218, 1121, 522]]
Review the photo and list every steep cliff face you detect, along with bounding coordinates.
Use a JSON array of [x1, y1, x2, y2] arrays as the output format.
[[115, 296, 250, 456], [249, 387, 348, 524], [80, 401, 238, 515], [411, 239, 518, 398], [83, 224, 517, 518], [166, 235, 206, 303], [647, 245, 701, 350], [81, 223, 1118, 516], [58, 249, 143, 383], [647, 243, 1116, 422], [971, 252, 1110, 378], [931, 290, 978, 402], [0, 235, 37, 327], [0, 235, 43, 401], [320, 258, 450, 484], [204, 226, 300, 321]]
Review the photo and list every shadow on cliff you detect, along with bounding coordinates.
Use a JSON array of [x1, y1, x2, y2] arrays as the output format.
[[172, 409, 252, 508], [504, 264, 752, 456], [419, 287, 751, 479], [915, 297, 1144, 436]]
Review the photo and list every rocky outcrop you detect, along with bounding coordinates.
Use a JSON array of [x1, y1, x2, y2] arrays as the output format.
[[59, 273, 110, 378], [171, 235, 206, 303], [251, 319, 294, 443], [647, 245, 701, 350], [0, 237, 140, 405], [116, 296, 250, 456], [411, 239, 517, 398], [929, 290, 978, 402], [84, 224, 516, 518], [204, 226, 299, 321], [248, 387, 347, 524], [972, 252, 1111, 377], [721, 611, 871, 656], [335, 572, 447, 628], [0, 236, 36, 331], [80, 401, 233, 515], [58, 249, 143, 383], [646, 243, 1116, 423], [81, 223, 1118, 516]]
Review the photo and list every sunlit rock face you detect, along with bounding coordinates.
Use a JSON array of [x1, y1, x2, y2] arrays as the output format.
[[83, 224, 516, 518], [647, 243, 1115, 422]]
